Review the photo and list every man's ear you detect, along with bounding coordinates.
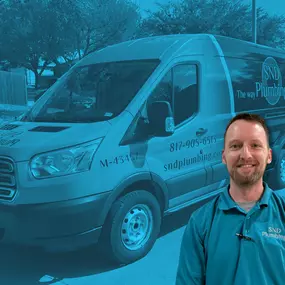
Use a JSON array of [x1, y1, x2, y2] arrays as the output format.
[[222, 150, 226, 164], [267, 148, 273, 164]]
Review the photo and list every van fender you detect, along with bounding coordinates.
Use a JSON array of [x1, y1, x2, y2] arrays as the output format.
[[149, 171, 170, 209], [98, 171, 169, 225]]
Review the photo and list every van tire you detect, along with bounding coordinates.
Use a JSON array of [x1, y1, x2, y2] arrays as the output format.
[[100, 190, 161, 265]]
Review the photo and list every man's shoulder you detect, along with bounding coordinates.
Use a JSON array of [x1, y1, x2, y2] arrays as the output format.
[[271, 189, 285, 207]]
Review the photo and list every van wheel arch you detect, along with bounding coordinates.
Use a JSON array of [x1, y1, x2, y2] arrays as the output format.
[[100, 171, 168, 222], [119, 180, 166, 211], [100, 178, 167, 225]]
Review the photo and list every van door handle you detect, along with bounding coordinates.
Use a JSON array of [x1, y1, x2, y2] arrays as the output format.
[[196, 128, 208, 136]]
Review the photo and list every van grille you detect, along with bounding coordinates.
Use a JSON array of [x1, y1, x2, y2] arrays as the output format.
[[0, 158, 16, 201]]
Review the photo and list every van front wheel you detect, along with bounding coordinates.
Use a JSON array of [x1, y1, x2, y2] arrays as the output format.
[[101, 190, 162, 265]]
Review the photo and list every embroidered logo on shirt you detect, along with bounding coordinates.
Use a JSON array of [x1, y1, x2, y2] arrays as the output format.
[[262, 227, 285, 241]]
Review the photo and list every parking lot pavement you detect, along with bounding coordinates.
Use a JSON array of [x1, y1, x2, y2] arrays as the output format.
[[1, 189, 284, 285]]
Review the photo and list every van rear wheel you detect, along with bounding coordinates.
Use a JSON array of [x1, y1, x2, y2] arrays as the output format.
[[100, 190, 162, 265]]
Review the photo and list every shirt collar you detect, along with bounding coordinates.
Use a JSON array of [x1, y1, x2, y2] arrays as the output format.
[[218, 182, 272, 211]]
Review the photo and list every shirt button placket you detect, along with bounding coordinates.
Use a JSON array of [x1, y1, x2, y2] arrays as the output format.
[[245, 215, 250, 234]]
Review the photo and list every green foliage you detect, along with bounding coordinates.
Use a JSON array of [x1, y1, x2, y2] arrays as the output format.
[[59, 0, 140, 60], [0, 0, 140, 87], [137, 0, 285, 49], [0, 0, 284, 89]]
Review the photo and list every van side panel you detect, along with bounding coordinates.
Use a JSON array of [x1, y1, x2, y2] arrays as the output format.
[[215, 36, 285, 189]]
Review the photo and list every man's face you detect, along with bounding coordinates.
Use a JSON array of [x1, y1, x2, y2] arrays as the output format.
[[222, 120, 272, 187]]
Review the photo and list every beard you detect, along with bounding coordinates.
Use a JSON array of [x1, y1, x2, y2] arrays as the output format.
[[229, 163, 266, 187]]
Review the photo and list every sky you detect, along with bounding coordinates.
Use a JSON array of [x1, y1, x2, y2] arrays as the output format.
[[134, 0, 285, 16]]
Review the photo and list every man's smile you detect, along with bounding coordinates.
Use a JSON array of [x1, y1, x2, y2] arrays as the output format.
[[237, 164, 256, 168]]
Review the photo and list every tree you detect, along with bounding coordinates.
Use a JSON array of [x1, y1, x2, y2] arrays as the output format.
[[60, 0, 140, 61], [257, 12, 285, 48], [0, 0, 141, 87], [137, 0, 285, 49], [0, 0, 76, 88]]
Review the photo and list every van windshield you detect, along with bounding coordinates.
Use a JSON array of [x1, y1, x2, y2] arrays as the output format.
[[21, 60, 159, 123]]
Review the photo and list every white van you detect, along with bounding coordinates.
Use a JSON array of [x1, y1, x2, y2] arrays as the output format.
[[1, 34, 285, 265]]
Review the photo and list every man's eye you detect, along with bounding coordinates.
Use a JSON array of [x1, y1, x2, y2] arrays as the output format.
[[231, 144, 239, 149], [252, 144, 260, 148]]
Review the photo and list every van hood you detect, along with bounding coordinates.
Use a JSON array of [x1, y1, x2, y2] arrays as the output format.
[[0, 120, 111, 162]]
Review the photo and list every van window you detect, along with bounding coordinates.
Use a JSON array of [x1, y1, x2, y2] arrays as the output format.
[[226, 57, 285, 112], [147, 64, 198, 125], [148, 69, 173, 106], [22, 60, 160, 123], [173, 65, 198, 125]]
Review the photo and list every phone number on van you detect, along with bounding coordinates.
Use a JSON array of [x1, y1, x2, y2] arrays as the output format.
[[169, 136, 216, 152]]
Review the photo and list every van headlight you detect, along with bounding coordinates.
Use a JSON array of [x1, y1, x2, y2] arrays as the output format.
[[30, 138, 103, 179]]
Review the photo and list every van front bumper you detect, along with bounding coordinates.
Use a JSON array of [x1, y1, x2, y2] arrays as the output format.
[[0, 191, 111, 252]]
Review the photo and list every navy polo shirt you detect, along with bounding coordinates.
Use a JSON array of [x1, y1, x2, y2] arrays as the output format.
[[175, 183, 285, 285]]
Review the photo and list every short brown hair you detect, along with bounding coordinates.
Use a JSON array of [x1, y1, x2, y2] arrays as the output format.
[[224, 113, 270, 146]]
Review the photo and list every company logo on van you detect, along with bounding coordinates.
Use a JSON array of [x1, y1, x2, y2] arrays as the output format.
[[236, 56, 285, 106], [256, 57, 285, 105]]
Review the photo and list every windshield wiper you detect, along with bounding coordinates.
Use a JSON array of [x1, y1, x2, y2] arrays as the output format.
[[19, 112, 33, 122], [33, 115, 110, 123]]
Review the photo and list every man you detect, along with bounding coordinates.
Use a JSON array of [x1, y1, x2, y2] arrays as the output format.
[[175, 113, 285, 285]]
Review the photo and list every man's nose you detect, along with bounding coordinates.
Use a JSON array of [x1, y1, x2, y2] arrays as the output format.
[[240, 145, 252, 159]]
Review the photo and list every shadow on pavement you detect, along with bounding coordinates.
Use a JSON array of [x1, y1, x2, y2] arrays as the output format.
[[0, 243, 117, 285], [0, 198, 214, 285]]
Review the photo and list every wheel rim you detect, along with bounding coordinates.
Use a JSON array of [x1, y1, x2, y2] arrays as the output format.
[[120, 204, 153, 251], [280, 157, 285, 182]]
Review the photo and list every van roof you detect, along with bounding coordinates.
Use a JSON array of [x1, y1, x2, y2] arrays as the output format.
[[214, 35, 285, 61], [78, 34, 215, 65], [77, 34, 285, 65]]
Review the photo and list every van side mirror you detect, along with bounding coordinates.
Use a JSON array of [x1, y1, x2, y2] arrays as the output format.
[[147, 101, 174, 136]]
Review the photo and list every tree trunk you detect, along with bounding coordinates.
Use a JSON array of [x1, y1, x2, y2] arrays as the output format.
[[33, 70, 39, 89]]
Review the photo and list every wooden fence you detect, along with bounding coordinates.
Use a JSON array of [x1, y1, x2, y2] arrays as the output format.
[[0, 70, 27, 106]]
